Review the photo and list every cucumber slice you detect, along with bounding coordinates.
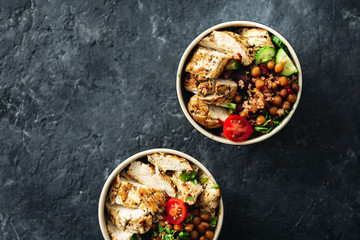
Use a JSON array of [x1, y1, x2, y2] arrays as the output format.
[[275, 48, 298, 76], [225, 60, 240, 70], [254, 47, 276, 65], [271, 35, 289, 53], [218, 102, 237, 109]]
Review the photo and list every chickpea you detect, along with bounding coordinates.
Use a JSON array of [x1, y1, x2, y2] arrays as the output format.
[[278, 76, 289, 86], [165, 224, 173, 231], [200, 212, 210, 221], [279, 88, 288, 97], [174, 224, 184, 232], [185, 223, 194, 232], [282, 101, 291, 110], [199, 236, 208, 240], [192, 209, 200, 216], [267, 60, 275, 70], [197, 222, 210, 233], [256, 115, 266, 125], [291, 83, 299, 92], [269, 106, 279, 115], [272, 95, 282, 106], [271, 81, 278, 89], [274, 62, 284, 73], [190, 230, 199, 240], [255, 79, 265, 89], [234, 94, 242, 103], [205, 230, 215, 240], [287, 93, 297, 103], [251, 66, 261, 77]]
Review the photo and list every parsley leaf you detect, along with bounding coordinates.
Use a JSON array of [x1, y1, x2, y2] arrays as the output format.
[[211, 184, 219, 189], [200, 177, 209, 184], [159, 225, 165, 233], [186, 196, 194, 201], [210, 216, 218, 227], [192, 179, 198, 185]]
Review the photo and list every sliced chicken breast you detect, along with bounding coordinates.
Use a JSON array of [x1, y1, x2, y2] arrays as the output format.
[[106, 203, 152, 234], [198, 175, 221, 213], [185, 46, 231, 79], [198, 79, 237, 105], [236, 28, 274, 51], [147, 153, 193, 172], [171, 172, 203, 205], [184, 75, 199, 95], [188, 95, 229, 129], [107, 220, 139, 240], [199, 31, 253, 66], [127, 161, 176, 197]]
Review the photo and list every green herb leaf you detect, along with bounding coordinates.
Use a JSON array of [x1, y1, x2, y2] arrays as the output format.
[[179, 171, 188, 182], [165, 226, 171, 234], [211, 184, 219, 189], [229, 108, 233, 114], [189, 171, 196, 180], [152, 231, 158, 237], [200, 177, 209, 184], [131, 234, 140, 240], [186, 196, 194, 201], [159, 225, 165, 233], [210, 216, 219, 227], [178, 73, 180, 77], [254, 126, 268, 132], [192, 179, 198, 185]]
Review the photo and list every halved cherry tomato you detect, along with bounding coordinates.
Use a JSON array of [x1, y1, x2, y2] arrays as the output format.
[[165, 198, 187, 224], [223, 115, 253, 142]]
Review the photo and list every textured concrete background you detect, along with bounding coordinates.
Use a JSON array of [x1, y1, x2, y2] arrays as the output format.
[[1, 0, 360, 239]]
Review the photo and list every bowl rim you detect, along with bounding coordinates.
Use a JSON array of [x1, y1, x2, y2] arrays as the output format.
[[176, 20, 303, 145], [98, 148, 224, 240]]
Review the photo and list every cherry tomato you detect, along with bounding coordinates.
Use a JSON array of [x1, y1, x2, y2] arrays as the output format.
[[166, 198, 187, 225], [223, 115, 254, 142]]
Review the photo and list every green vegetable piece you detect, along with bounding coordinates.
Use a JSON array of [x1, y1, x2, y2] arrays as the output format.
[[152, 231, 158, 237], [189, 171, 196, 180], [271, 35, 289, 53], [179, 171, 188, 182], [186, 196, 194, 201], [192, 179, 198, 185], [159, 225, 165, 233], [211, 184, 219, 189], [201, 177, 209, 184], [255, 47, 276, 65], [210, 216, 219, 227], [225, 59, 240, 70], [275, 48, 298, 76]]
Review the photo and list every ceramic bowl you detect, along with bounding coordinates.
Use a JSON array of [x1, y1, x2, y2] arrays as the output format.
[[98, 148, 224, 239], [176, 21, 302, 145]]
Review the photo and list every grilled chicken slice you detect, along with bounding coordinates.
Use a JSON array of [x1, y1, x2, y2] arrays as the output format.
[[236, 28, 274, 51], [199, 31, 253, 66], [127, 161, 176, 197], [198, 175, 221, 213], [185, 46, 231, 79], [198, 79, 237, 105], [171, 172, 203, 205], [147, 153, 193, 173], [188, 95, 229, 129], [107, 220, 140, 240], [184, 75, 199, 95], [106, 202, 152, 234], [109, 175, 165, 214]]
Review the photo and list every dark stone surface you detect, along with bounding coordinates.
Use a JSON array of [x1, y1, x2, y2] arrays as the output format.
[[1, 0, 360, 239]]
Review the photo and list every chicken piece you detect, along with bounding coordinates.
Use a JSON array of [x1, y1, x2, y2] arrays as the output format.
[[106, 203, 152, 234], [199, 31, 253, 66], [184, 74, 199, 94], [147, 153, 193, 173], [127, 161, 176, 197], [188, 95, 229, 129], [198, 79, 237, 105], [107, 220, 140, 240], [185, 46, 231, 79], [236, 28, 274, 52], [198, 174, 221, 213], [171, 172, 203, 205]]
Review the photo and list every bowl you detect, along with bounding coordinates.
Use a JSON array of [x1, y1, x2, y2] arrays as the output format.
[[98, 148, 224, 239], [176, 21, 302, 145]]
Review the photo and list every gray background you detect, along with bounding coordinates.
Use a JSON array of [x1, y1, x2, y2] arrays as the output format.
[[1, 0, 360, 239]]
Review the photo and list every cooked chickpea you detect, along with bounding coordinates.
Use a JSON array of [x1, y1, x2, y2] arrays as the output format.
[[199, 236, 208, 240], [166, 224, 173, 231], [185, 223, 194, 232], [287, 93, 297, 103], [256, 115, 266, 125], [193, 216, 201, 226], [251, 66, 261, 77], [205, 230, 215, 240], [279, 88, 288, 97], [200, 212, 210, 221], [291, 83, 299, 92], [174, 224, 184, 232], [151, 237, 157, 240], [267, 60, 275, 70], [234, 94, 242, 103], [282, 101, 291, 110], [255, 79, 265, 89], [190, 230, 199, 240], [269, 106, 279, 115], [271, 81, 278, 89], [197, 222, 210, 233], [278, 76, 289, 86], [192, 209, 200, 216], [272, 95, 282, 106], [274, 62, 284, 73]]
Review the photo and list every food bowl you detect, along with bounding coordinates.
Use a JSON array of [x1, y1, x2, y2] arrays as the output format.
[[176, 21, 302, 145], [98, 148, 224, 240]]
